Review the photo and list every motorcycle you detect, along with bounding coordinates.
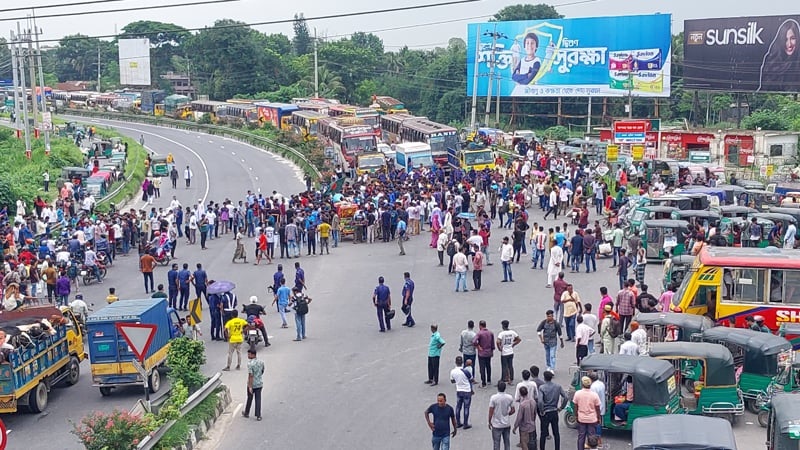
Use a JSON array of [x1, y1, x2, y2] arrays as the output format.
[[145, 244, 171, 266], [246, 327, 261, 348], [81, 262, 107, 285]]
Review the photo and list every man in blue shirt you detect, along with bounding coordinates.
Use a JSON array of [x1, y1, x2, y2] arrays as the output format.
[[401, 272, 415, 328], [294, 262, 306, 292], [424, 393, 457, 450], [208, 292, 223, 340], [167, 263, 179, 309], [372, 276, 392, 332], [272, 265, 285, 294], [272, 278, 291, 328], [192, 263, 209, 304], [177, 263, 192, 311], [396, 217, 407, 256]]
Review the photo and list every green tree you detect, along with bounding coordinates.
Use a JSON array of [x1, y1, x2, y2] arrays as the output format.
[[293, 13, 312, 56], [0, 38, 10, 80], [741, 109, 791, 131], [492, 3, 562, 21], [299, 66, 345, 98], [53, 35, 116, 84]]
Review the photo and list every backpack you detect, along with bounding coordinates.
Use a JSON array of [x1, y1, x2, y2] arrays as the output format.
[[294, 295, 309, 315], [446, 241, 456, 257], [609, 316, 622, 338]]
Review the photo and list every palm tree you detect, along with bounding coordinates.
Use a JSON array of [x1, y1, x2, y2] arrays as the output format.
[[299, 66, 345, 98]]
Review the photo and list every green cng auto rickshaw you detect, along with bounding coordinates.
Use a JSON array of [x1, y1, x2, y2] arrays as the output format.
[[701, 327, 794, 413], [636, 312, 715, 343], [633, 413, 737, 450], [628, 205, 679, 237], [150, 156, 170, 177], [751, 213, 799, 245], [663, 255, 697, 292], [648, 342, 745, 421], [765, 393, 800, 450], [758, 358, 800, 427], [640, 219, 690, 260], [563, 354, 680, 431], [645, 194, 694, 210], [745, 189, 781, 211], [676, 192, 711, 210], [671, 210, 722, 229], [719, 216, 774, 247], [778, 323, 800, 350], [716, 205, 758, 218]]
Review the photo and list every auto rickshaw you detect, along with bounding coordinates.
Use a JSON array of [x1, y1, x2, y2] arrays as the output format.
[[646, 194, 695, 210], [628, 205, 679, 237], [758, 358, 800, 427], [84, 175, 108, 197], [652, 159, 680, 186], [632, 415, 737, 450], [751, 213, 799, 244], [719, 216, 774, 247], [648, 342, 745, 421], [664, 255, 696, 292], [150, 156, 170, 177], [765, 393, 800, 449], [680, 186, 728, 205], [637, 312, 715, 343], [640, 219, 690, 260], [778, 323, 800, 350], [89, 139, 114, 158], [745, 189, 781, 211], [716, 205, 757, 218], [701, 327, 794, 413], [675, 192, 711, 210], [671, 210, 722, 229], [737, 179, 766, 190], [60, 166, 92, 188], [563, 354, 680, 431], [767, 207, 800, 226]]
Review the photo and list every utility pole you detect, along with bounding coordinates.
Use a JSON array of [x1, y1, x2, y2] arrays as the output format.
[[483, 27, 499, 127], [468, 25, 481, 130], [25, 26, 38, 129], [10, 31, 21, 134], [13, 24, 31, 157], [587, 96, 592, 135], [495, 76, 500, 125], [313, 28, 319, 98], [627, 69, 634, 119], [32, 17, 50, 153], [97, 46, 101, 92]]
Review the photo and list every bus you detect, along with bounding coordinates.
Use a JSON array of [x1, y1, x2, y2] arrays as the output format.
[[400, 119, 459, 167], [318, 117, 378, 169], [190, 100, 227, 122], [255, 102, 299, 129], [380, 113, 422, 145], [371, 95, 408, 115], [289, 110, 327, 142], [328, 104, 380, 128], [671, 246, 800, 341], [296, 101, 333, 116], [223, 103, 259, 125]]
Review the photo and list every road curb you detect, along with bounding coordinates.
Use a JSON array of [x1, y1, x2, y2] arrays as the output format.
[[174, 384, 232, 450]]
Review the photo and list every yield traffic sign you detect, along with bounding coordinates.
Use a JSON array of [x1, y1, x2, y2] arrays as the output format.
[[188, 298, 203, 326], [116, 323, 157, 362]]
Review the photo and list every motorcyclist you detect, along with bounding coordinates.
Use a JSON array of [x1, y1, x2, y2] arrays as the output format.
[[242, 296, 270, 347], [95, 233, 111, 264], [244, 315, 268, 348], [83, 244, 102, 283]]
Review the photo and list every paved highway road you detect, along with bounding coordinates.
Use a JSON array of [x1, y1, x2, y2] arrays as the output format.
[[4, 119, 767, 450]]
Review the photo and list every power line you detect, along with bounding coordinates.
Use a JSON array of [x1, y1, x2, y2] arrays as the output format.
[[0, 0, 126, 13], [38, 0, 481, 43], [0, 0, 239, 22]]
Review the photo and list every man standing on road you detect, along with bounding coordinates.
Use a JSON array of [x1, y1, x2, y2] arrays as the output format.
[[177, 263, 192, 311], [460, 320, 477, 372], [223, 311, 247, 371], [453, 247, 469, 292], [170, 167, 178, 189], [537, 371, 567, 450], [488, 381, 515, 450], [473, 320, 495, 388], [610, 223, 624, 267], [496, 320, 521, 384], [616, 279, 636, 332], [397, 215, 407, 256], [372, 276, 392, 332], [588, 371, 606, 447], [209, 291, 223, 341], [471, 244, 484, 290], [573, 376, 601, 450], [294, 261, 306, 292], [140, 251, 156, 294], [513, 385, 538, 450], [424, 393, 457, 450], [184, 165, 193, 188], [401, 272, 415, 328], [499, 237, 514, 282], [290, 287, 311, 341], [242, 347, 265, 421], [426, 324, 446, 386], [536, 310, 564, 372], [272, 277, 291, 329], [192, 263, 209, 305], [450, 356, 474, 430]]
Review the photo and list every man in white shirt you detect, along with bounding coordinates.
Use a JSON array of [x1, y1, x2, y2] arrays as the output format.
[[544, 188, 558, 220], [184, 166, 193, 188], [453, 247, 469, 293], [630, 321, 648, 356], [466, 229, 483, 250], [488, 381, 515, 449], [496, 320, 521, 383], [581, 304, 599, 354], [575, 315, 595, 364], [785, 222, 797, 249], [514, 369, 538, 404], [499, 236, 515, 282], [450, 356, 474, 429], [169, 196, 182, 212], [206, 209, 217, 240], [619, 332, 639, 356]]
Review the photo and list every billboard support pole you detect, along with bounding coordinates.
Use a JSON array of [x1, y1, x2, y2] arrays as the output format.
[[495, 76, 501, 125], [586, 97, 592, 136], [469, 26, 481, 130], [627, 70, 634, 119], [483, 26, 498, 127]]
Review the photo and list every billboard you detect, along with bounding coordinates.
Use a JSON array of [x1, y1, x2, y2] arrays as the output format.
[[684, 15, 800, 92], [466, 14, 672, 98], [118, 38, 152, 86]]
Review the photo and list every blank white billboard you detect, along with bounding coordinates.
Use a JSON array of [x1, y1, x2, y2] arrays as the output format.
[[119, 38, 151, 86]]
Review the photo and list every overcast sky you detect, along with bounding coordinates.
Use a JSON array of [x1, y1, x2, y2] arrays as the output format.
[[4, 0, 797, 48]]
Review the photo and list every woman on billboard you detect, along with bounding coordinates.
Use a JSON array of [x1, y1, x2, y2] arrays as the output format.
[[758, 19, 800, 92]]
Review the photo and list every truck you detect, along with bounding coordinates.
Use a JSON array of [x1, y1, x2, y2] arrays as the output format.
[[140, 89, 166, 115], [0, 306, 86, 413], [356, 151, 388, 176], [395, 142, 434, 172], [87, 298, 182, 397], [447, 146, 496, 172]]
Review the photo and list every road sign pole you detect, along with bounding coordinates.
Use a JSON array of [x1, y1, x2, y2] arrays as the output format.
[[131, 358, 150, 407]]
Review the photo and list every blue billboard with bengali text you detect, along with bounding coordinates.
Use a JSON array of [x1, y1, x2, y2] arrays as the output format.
[[466, 14, 672, 98]]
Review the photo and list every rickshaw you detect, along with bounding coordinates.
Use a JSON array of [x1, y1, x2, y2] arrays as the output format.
[[758, 358, 800, 427], [721, 184, 748, 205], [648, 342, 745, 421], [628, 205, 678, 237], [765, 393, 800, 449], [675, 192, 711, 210], [701, 327, 794, 413], [89, 139, 114, 158], [640, 219, 690, 260], [718, 215, 773, 247], [335, 202, 359, 239], [85, 175, 108, 197], [778, 323, 800, 349], [60, 166, 92, 189], [671, 210, 722, 229], [632, 415, 737, 450], [745, 189, 781, 211], [716, 205, 757, 218], [563, 354, 681, 431], [664, 255, 696, 291], [150, 156, 170, 177], [652, 159, 680, 186], [637, 312, 715, 343]]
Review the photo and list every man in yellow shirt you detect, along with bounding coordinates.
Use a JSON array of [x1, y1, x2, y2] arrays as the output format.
[[106, 287, 119, 304], [224, 311, 247, 371], [318, 221, 332, 255]]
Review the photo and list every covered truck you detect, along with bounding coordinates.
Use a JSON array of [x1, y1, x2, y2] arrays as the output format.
[[87, 298, 182, 396]]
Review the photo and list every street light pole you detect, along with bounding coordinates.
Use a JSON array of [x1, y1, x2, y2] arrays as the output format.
[[483, 28, 508, 127]]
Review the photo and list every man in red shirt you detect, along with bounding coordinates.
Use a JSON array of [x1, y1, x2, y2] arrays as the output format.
[[255, 230, 270, 265]]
